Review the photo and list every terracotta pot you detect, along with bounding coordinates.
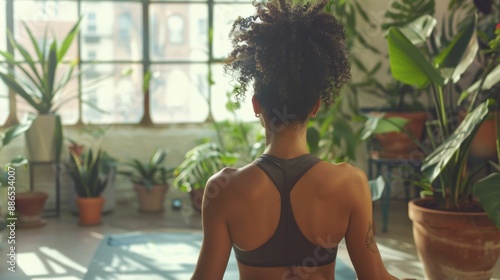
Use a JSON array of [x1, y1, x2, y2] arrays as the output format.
[[470, 112, 499, 159], [134, 184, 168, 213], [15, 191, 48, 228], [409, 199, 500, 280], [373, 111, 428, 159], [190, 188, 204, 213], [76, 196, 105, 226]]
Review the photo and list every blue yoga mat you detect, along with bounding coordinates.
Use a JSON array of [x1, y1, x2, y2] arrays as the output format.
[[85, 232, 356, 279]]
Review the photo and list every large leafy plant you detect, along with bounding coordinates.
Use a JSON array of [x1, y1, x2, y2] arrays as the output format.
[[387, 12, 500, 221]]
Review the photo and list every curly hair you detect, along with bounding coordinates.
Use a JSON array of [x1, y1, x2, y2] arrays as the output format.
[[224, 0, 351, 124]]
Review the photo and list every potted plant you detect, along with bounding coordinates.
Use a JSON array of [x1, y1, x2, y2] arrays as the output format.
[[65, 127, 118, 214], [0, 19, 84, 163], [120, 149, 173, 213], [173, 142, 239, 212], [1, 121, 48, 228], [387, 8, 500, 279], [66, 148, 108, 226]]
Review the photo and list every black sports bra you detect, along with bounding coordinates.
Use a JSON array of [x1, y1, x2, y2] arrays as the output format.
[[232, 153, 338, 267]]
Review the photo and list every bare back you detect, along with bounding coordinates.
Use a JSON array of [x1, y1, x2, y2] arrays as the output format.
[[192, 155, 396, 280]]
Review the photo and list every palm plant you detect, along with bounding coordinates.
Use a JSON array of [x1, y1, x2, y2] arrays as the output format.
[[0, 18, 82, 114]]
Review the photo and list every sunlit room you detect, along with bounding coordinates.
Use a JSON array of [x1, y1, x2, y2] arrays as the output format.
[[0, 0, 499, 279]]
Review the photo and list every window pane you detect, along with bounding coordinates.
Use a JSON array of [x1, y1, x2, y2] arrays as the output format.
[[15, 64, 79, 124], [213, 4, 256, 59], [0, 1, 6, 58], [81, 2, 143, 62], [150, 4, 208, 61], [0, 67, 7, 125], [82, 64, 143, 124], [14, 1, 79, 60], [150, 64, 208, 123], [210, 64, 254, 122]]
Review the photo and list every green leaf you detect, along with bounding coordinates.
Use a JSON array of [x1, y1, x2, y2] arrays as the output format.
[[58, 17, 82, 62], [434, 15, 478, 83], [22, 21, 43, 62], [422, 101, 489, 183], [473, 173, 500, 229], [0, 72, 40, 110], [382, 0, 436, 30], [369, 175, 385, 201], [387, 27, 445, 88], [1, 119, 33, 147], [45, 41, 58, 112], [361, 115, 409, 140], [459, 65, 500, 105], [398, 15, 437, 45]]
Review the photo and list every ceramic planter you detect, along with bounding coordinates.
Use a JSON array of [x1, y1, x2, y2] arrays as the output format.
[[372, 111, 428, 159], [25, 115, 58, 162], [15, 191, 48, 228], [409, 199, 500, 280], [76, 196, 105, 226], [134, 184, 169, 213]]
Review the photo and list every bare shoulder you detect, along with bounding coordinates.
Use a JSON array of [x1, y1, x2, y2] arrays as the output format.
[[317, 162, 369, 195], [204, 167, 238, 196]]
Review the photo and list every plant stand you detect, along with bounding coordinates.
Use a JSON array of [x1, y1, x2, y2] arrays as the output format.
[[29, 161, 61, 217]]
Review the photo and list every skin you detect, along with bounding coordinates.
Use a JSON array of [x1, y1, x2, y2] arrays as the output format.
[[191, 96, 398, 280]]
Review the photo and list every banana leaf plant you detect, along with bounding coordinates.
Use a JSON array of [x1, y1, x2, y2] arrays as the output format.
[[119, 149, 174, 191], [387, 12, 500, 220], [67, 148, 108, 198]]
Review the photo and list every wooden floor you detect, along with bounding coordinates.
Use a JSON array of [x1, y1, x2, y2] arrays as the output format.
[[0, 194, 499, 279]]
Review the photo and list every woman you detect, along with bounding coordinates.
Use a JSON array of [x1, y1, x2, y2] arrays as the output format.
[[192, 0, 398, 279]]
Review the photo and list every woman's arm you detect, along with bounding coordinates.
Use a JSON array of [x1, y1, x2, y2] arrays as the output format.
[[344, 168, 398, 280], [191, 171, 233, 280]]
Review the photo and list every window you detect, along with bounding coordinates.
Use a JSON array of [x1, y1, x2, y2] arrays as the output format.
[[0, 74, 8, 125], [87, 50, 97, 61], [87, 12, 96, 33], [1, 0, 254, 126], [118, 13, 132, 42], [167, 15, 184, 44]]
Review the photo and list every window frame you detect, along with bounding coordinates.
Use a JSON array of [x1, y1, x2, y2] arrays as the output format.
[[0, 0, 247, 127]]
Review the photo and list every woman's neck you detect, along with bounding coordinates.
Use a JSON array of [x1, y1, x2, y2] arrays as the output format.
[[263, 123, 310, 159]]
